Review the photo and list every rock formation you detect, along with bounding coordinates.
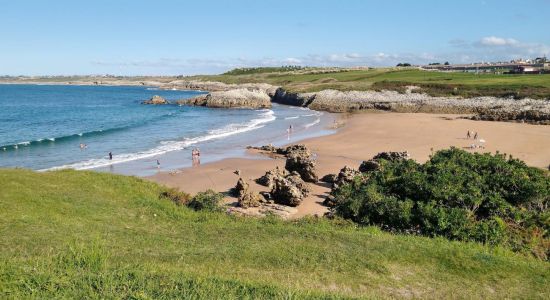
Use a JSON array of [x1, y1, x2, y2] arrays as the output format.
[[238, 190, 262, 208], [142, 95, 168, 105], [178, 88, 271, 109], [256, 167, 288, 189], [270, 176, 305, 207], [285, 152, 318, 183], [234, 177, 249, 198]]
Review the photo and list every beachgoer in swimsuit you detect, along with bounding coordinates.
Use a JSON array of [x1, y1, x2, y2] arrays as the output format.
[[109, 152, 113, 160]]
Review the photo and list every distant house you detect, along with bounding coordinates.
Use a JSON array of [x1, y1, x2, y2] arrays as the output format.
[[511, 66, 541, 74]]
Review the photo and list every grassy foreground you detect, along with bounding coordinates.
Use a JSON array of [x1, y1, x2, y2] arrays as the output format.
[[0, 169, 549, 299]]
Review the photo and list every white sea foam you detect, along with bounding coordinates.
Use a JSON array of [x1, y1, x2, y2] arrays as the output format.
[[284, 116, 299, 120], [41, 109, 276, 171], [304, 118, 321, 128]]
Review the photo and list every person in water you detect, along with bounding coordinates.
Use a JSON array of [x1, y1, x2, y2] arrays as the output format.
[[156, 159, 160, 169], [108, 152, 113, 160]]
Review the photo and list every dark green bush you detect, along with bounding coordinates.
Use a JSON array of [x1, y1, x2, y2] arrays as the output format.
[[186, 189, 224, 212], [333, 147, 550, 259]]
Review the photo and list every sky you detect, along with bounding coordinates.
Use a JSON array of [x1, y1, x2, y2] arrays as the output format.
[[1, 0, 549, 75]]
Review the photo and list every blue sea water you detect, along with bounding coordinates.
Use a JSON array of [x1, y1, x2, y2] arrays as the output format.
[[0, 84, 334, 176]]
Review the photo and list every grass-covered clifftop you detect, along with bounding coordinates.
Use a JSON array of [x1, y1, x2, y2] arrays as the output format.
[[1, 169, 549, 298], [189, 68, 550, 99]]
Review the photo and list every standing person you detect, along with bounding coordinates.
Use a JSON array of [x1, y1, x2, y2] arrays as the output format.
[[474, 132, 478, 140], [289, 124, 293, 133], [108, 152, 113, 160], [156, 159, 160, 169], [467, 131, 471, 139]]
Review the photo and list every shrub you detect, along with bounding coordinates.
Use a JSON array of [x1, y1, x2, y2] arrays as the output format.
[[332, 147, 550, 259], [187, 189, 224, 212], [160, 188, 191, 206]]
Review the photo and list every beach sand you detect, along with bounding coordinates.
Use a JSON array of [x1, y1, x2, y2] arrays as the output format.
[[149, 112, 550, 218]]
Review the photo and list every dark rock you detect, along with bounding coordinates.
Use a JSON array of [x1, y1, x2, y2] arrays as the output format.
[[142, 95, 168, 105], [372, 151, 410, 162], [321, 173, 338, 183], [358, 160, 381, 172], [285, 152, 318, 183], [322, 195, 337, 207], [234, 177, 248, 197], [259, 191, 272, 201]]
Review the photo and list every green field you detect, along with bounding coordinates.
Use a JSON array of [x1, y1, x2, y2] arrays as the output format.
[[1, 169, 549, 299], [190, 68, 550, 98]]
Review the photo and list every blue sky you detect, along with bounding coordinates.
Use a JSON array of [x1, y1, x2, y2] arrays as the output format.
[[1, 0, 549, 75]]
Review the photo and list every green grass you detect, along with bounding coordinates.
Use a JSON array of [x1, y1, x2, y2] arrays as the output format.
[[1, 169, 549, 299], [189, 68, 550, 98]]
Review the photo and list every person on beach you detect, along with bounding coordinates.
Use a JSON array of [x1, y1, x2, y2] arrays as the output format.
[[474, 132, 478, 140], [467, 131, 471, 139], [156, 159, 160, 169], [108, 152, 113, 160], [289, 125, 293, 133]]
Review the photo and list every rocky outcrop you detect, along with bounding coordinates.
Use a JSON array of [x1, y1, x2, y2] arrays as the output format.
[[256, 167, 288, 189], [321, 173, 338, 184], [332, 166, 361, 190], [271, 87, 550, 124], [285, 152, 318, 183], [358, 160, 381, 173], [234, 177, 249, 198], [177, 88, 271, 109], [471, 109, 550, 125], [372, 151, 410, 162], [142, 95, 168, 105], [271, 174, 308, 207], [238, 190, 262, 208]]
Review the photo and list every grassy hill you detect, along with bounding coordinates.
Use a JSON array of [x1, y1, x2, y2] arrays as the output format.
[[190, 68, 550, 98], [0, 169, 549, 298]]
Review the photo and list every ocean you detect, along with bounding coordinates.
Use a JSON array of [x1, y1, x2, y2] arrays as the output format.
[[0, 84, 334, 176]]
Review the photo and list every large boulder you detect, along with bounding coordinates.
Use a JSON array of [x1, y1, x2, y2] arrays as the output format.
[[358, 159, 381, 173], [285, 152, 318, 183], [332, 166, 361, 189], [177, 89, 272, 109], [256, 167, 288, 189], [283, 144, 311, 157], [372, 151, 410, 161], [238, 190, 262, 208], [286, 171, 311, 198], [321, 173, 338, 184], [234, 177, 249, 197], [271, 176, 304, 207], [142, 95, 168, 105]]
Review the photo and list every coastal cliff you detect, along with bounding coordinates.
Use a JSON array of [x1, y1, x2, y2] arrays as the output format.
[[177, 88, 272, 109], [271, 87, 550, 124], [169, 79, 549, 124]]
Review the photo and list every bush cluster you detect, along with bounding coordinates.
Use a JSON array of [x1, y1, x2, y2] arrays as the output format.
[[160, 188, 224, 212], [333, 148, 550, 259]]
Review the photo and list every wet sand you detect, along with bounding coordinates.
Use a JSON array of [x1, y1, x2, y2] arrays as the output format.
[[149, 112, 550, 218]]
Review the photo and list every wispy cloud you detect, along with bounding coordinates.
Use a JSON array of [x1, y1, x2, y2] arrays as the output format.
[[477, 36, 519, 47], [90, 37, 550, 75]]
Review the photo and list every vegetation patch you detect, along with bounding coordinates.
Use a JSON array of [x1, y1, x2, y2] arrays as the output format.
[[332, 148, 550, 260], [1, 168, 549, 298]]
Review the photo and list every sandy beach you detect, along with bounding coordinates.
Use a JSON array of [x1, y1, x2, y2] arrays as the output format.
[[149, 112, 550, 218]]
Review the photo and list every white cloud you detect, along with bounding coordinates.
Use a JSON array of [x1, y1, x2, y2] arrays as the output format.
[[479, 36, 519, 46]]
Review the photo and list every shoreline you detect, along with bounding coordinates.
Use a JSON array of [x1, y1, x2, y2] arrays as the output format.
[[148, 111, 550, 218]]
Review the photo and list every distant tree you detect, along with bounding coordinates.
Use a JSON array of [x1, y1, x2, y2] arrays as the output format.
[[444, 61, 450, 65], [429, 62, 441, 65], [396, 63, 411, 67]]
